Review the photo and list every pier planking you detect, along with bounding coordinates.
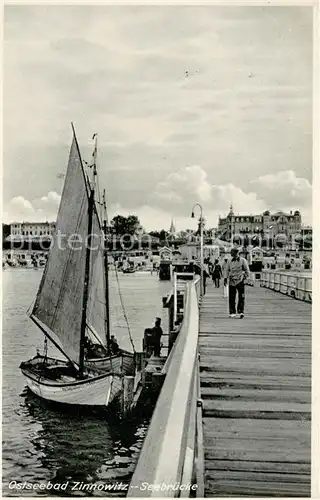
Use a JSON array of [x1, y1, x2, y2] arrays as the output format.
[[199, 283, 311, 497]]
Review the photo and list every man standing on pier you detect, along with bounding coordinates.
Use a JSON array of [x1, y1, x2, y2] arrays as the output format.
[[224, 247, 250, 318], [152, 317, 163, 357]]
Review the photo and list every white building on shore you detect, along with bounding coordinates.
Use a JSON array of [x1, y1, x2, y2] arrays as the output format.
[[7, 221, 56, 241]]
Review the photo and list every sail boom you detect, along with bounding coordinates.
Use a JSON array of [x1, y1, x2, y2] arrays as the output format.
[[86, 322, 105, 346]]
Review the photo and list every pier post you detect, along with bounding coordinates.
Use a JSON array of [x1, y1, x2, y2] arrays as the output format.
[[134, 351, 146, 387]]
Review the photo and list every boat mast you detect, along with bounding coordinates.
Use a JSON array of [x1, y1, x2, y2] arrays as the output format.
[[103, 189, 111, 348], [78, 134, 97, 378]]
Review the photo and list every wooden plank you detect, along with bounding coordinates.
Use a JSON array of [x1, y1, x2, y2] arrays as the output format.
[[204, 459, 311, 474], [199, 372, 311, 386], [198, 337, 311, 348], [202, 398, 310, 412], [204, 447, 310, 463], [203, 409, 310, 420], [204, 436, 310, 453], [199, 362, 310, 377], [205, 479, 310, 497], [201, 387, 311, 403], [202, 416, 311, 434], [199, 364, 310, 378], [205, 470, 310, 483], [200, 328, 311, 335], [203, 423, 310, 442], [199, 348, 311, 359]]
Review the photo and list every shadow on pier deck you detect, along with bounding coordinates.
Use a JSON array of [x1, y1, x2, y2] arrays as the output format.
[[200, 284, 311, 497], [128, 273, 311, 497]]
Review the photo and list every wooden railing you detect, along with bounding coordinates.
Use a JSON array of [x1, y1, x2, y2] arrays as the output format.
[[127, 277, 204, 497], [260, 270, 312, 303]]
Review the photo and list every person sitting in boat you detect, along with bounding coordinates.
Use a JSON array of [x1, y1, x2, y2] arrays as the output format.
[[84, 336, 109, 359], [84, 336, 95, 357], [109, 335, 120, 355]]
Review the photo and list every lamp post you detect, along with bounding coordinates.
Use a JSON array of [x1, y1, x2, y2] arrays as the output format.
[[268, 225, 274, 250], [191, 203, 204, 296]]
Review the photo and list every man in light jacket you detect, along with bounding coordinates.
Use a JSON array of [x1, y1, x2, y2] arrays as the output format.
[[224, 247, 250, 319]]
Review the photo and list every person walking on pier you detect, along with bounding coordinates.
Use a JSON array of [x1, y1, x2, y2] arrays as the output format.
[[212, 259, 222, 288], [224, 247, 250, 318], [222, 258, 228, 277]]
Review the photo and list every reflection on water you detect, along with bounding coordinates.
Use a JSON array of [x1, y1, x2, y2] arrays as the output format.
[[2, 268, 171, 496]]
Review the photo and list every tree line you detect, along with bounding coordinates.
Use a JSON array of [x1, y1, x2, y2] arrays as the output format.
[[109, 215, 170, 240]]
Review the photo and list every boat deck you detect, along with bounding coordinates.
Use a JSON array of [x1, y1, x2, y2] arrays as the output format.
[[199, 282, 312, 497]]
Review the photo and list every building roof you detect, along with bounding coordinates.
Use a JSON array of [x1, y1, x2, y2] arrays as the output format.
[[10, 221, 56, 225]]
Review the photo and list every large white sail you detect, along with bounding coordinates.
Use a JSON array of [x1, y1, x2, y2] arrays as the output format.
[[31, 131, 89, 365], [86, 202, 107, 345]]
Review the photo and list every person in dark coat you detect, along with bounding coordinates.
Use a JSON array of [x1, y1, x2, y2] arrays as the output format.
[[152, 317, 163, 357], [109, 335, 120, 355], [144, 328, 154, 357], [212, 259, 222, 288]]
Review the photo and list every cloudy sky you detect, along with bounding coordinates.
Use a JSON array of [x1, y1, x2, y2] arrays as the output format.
[[3, 4, 313, 231]]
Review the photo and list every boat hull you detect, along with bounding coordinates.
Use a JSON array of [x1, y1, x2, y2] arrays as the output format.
[[86, 351, 134, 375], [20, 357, 122, 407]]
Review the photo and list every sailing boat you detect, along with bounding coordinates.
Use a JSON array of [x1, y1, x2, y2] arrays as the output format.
[[20, 124, 134, 408]]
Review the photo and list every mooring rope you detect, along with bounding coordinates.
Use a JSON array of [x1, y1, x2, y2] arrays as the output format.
[[114, 263, 136, 353]]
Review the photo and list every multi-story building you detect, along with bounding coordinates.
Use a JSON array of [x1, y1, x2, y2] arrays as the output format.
[[301, 226, 312, 237], [7, 222, 56, 240], [300, 226, 312, 250], [217, 205, 302, 244]]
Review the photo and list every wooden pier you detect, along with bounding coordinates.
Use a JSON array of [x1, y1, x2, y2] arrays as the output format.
[[128, 271, 312, 497], [199, 285, 311, 497]]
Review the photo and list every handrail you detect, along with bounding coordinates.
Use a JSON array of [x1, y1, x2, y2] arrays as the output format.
[[261, 269, 312, 279], [127, 280, 200, 497], [260, 269, 312, 302], [163, 276, 201, 375]]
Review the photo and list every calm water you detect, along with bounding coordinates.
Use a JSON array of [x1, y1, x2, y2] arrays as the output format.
[[2, 268, 171, 496]]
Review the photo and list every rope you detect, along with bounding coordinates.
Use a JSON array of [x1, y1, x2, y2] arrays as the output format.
[[103, 190, 135, 354], [114, 262, 136, 353], [27, 299, 35, 316]]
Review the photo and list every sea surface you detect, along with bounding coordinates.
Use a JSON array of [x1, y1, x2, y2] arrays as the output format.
[[2, 268, 171, 497]]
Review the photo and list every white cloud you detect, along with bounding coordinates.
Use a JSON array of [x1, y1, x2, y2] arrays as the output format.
[[153, 165, 265, 215], [250, 170, 312, 208], [211, 183, 266, 214], [155, 165, 212, 207], [3, 192, 61, 223], [151, 166, 311, 227], [40, 191, 61, 204], [10, 196, 34, 213]]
